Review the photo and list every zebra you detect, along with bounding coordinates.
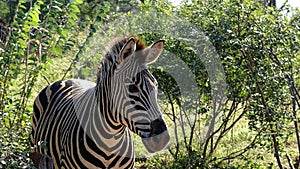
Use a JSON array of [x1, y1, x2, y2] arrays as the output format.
[[31, 36, 170, 168]]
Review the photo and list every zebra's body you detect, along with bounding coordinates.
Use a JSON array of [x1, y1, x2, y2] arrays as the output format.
[[31, 37, 170, 168]]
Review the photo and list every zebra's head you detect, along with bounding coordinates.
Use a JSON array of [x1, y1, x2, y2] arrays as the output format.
[[108, 37, 170, 153]]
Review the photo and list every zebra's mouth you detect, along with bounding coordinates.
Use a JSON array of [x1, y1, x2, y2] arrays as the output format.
[[141, 118, 170, 153], [142, 130, 170, 153]]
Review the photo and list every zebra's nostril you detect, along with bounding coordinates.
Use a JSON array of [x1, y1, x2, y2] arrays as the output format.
[[150, 118, 167, 136]]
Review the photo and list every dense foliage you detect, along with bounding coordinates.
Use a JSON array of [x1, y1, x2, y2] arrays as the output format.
[[0, 0, 299, 168]]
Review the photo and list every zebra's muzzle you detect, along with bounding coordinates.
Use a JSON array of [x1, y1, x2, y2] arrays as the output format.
[[141, 118, 170, 153]]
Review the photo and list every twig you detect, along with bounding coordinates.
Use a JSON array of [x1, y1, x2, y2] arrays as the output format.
[[212, 102, 248, 155], [215, 128, 263, 163], [43, 75, 51, 85], [286, 153, 295, 169]]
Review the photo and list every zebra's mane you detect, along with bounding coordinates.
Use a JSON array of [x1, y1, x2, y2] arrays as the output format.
[[96, 36, 146, 85]]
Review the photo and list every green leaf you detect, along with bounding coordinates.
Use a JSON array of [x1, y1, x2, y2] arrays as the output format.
[[18, 39, 27, 48], [37, 0, 44, 4], [69, 13, 79, 20], [72, 0, 83, 5], [41, 70, 49, 77], [70, 4, 80, 13], [57, 27, 67, 37], [29, 12, 39, 25], [22, 24, 31, 32], [41, 54, 47, 62], [22, 114, 29, 121], [68, 18, 75, 25], [17, 10, 25, 17], [102, 6, 110, 13], [49, 46, 63, 56], [48, 25, 55, 30], [19, 5, 26, 9], [46, 57, 54, 65]]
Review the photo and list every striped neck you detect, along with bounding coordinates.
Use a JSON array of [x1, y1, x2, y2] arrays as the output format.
[[88, 80, 135, 167]]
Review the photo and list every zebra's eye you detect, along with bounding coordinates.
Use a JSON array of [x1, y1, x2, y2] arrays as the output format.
[[128, 84, 139, 93]]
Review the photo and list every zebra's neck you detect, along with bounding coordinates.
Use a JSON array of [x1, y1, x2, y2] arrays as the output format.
[[74, 84, 134, 164], [88, 75, 122, 132]]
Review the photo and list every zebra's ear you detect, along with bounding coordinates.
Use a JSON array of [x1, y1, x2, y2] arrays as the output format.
[[145, 40, 164, 64], [118, 37, 136, 65]]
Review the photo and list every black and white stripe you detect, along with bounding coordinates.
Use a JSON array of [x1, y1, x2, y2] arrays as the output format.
[[31, 36, 170, 168]]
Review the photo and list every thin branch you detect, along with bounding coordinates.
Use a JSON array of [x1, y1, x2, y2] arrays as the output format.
[[168, 92, 180, 159], [212, 104, 248, 155], [286, 153, 296, 169], [215, 128, 263, 163], [241, 48, 283, 169]]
